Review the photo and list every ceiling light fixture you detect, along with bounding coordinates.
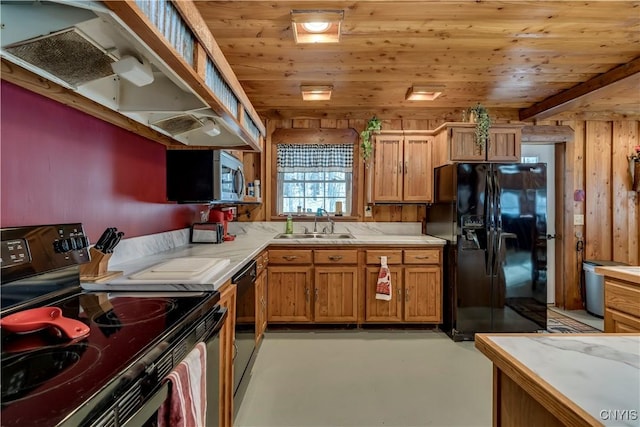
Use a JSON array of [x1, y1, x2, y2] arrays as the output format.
[[301, 85, 333, 101], [291, 10, 343, 44], [405, 85, 445, 101]]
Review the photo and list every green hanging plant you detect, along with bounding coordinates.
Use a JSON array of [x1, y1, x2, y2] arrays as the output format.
[[467, 103, 492, 148], [360, 116, 382, 162]]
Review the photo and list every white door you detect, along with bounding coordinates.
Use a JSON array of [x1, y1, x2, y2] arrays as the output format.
[[521, 144, 556, 304]]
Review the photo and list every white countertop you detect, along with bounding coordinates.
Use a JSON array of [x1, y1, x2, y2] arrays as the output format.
[[81, 222, 445, 292], [478, 334, 640, 426]]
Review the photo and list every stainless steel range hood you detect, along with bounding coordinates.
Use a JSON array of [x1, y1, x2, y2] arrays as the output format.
[[1, 0, 253, 148]]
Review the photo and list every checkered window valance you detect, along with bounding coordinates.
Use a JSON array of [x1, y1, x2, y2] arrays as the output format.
[[276, 144, 353, 172]]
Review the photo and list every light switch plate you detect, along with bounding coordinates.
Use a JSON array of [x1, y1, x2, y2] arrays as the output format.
[[573, 214, 584, 225]]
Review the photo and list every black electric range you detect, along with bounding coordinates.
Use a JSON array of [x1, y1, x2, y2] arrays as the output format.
[[0, 224, 225, 426]]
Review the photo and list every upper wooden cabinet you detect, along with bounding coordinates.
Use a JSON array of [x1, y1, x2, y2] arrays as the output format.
[[372, 132, 433, 202], [433, 123, 523, 167]]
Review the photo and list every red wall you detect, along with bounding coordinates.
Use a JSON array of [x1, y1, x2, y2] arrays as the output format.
[[1, 81, 198, 241]]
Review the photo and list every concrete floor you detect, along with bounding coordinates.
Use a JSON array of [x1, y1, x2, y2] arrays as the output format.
[[235, 330, 492, 427]]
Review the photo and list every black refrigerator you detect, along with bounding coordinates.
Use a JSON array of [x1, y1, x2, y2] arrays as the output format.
[[428, 163, 548, 341]]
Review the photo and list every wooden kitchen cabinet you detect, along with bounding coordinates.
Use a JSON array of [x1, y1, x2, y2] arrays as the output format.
[[404, 267, 442, 322], [267, 266, 313, 322], [255, 250, 268, 344], [218, 281, 236, 427], [364, 248, 442, 323], [372, 132, 433, 202], [602, 271, 640, 333], [313, 249, 359, 322], [433, 123, 522, 167], [365, 267, 403, 322]]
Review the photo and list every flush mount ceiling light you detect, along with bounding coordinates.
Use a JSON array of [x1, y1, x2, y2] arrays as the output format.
[[291, 10, 343, 44], [405, 85, 445, 101], [301, 85, 333, 101]]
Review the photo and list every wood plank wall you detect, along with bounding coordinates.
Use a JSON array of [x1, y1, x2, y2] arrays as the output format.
[[238, 116, 640, 310], [557, 119, 639, 309]]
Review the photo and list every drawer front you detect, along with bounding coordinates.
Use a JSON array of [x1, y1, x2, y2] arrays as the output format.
[[268, 249, 312, 264], [404, 249, 440, 264], [605, 280, 640, 318], [365, 250, 403, 265], [608, 308, 640, 333], [314, 249, 358, 264]]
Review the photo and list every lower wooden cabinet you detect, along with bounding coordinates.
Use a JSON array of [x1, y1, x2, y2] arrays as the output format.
[[404, 267, 442, 322], [364, 266, 441, 323], [365, 267, 403, 322], [266, 245, 443, 325], [254, 250, 268, 344], [364, 248, 442, 323], [604, 278, 640, 333], [255, 268, 268, 343], [314, 267, 358, 322], [267, 266, 313, 322], [218, 282, 236, 427]]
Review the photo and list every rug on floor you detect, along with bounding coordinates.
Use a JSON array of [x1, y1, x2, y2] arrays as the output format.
[[547, 309, 602, 333]]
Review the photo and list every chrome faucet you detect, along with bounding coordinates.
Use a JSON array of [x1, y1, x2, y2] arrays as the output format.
[[314, 208, 335, 234]]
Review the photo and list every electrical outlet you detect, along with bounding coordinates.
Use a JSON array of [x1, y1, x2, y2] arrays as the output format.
[[364, 206, 372, 217], [573, 214, 584, 226]]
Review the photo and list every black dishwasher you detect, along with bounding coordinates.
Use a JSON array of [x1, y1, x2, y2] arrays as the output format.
[[232, 259, 257, 412]]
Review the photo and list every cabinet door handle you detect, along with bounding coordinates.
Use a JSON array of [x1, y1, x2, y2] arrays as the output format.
[[405, 161, 408, 174], [398, 161, 402, 174], [314, 288, 319, 300], [405, 288, 410, 302], [328, 255, 343, 261], [305, 287, 310, 302], [283, 255, 298, 261], [233, 343, 238, 360], [414, 256, 430, 260], [397, 288, 402, 298]]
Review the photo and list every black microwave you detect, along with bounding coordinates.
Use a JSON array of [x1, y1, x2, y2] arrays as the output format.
[[166, 150, 245, 202]]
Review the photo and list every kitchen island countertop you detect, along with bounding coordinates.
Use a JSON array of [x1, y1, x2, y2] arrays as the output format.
[[475, 333, 640, 426]]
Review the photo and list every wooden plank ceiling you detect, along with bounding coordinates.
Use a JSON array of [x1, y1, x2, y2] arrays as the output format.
[[195, 1, 640, 121]]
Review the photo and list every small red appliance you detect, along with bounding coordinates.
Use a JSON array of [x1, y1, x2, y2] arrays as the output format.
[[209, 207, 235, 241]]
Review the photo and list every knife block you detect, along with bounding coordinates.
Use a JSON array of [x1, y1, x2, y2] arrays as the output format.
[[79, 247, 123, 283]]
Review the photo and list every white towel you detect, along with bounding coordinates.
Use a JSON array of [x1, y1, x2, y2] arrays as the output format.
[[158, 342, 207, 427], [375, 256, 392, 301]]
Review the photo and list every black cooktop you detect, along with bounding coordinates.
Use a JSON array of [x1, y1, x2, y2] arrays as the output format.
[[1, 290, 220, 426]]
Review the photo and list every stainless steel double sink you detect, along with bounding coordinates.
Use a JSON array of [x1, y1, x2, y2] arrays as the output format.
[[274, 232, 355, 239]]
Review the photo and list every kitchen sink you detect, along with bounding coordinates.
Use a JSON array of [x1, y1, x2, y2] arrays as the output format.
[[313, 233, 355, 239], [274, 233, 355, 239]]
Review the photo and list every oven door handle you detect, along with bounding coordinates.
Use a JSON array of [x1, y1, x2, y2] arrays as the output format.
[[121, 382, 169, 427]]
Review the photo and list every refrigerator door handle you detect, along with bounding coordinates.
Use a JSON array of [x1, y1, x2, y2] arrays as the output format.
[[484, 171, 494, 275], [494, 170, 503, 231], [492, 170, 502, 274]]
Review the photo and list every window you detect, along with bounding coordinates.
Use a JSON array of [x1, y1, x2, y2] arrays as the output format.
[[276, 143, 353, 215]]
